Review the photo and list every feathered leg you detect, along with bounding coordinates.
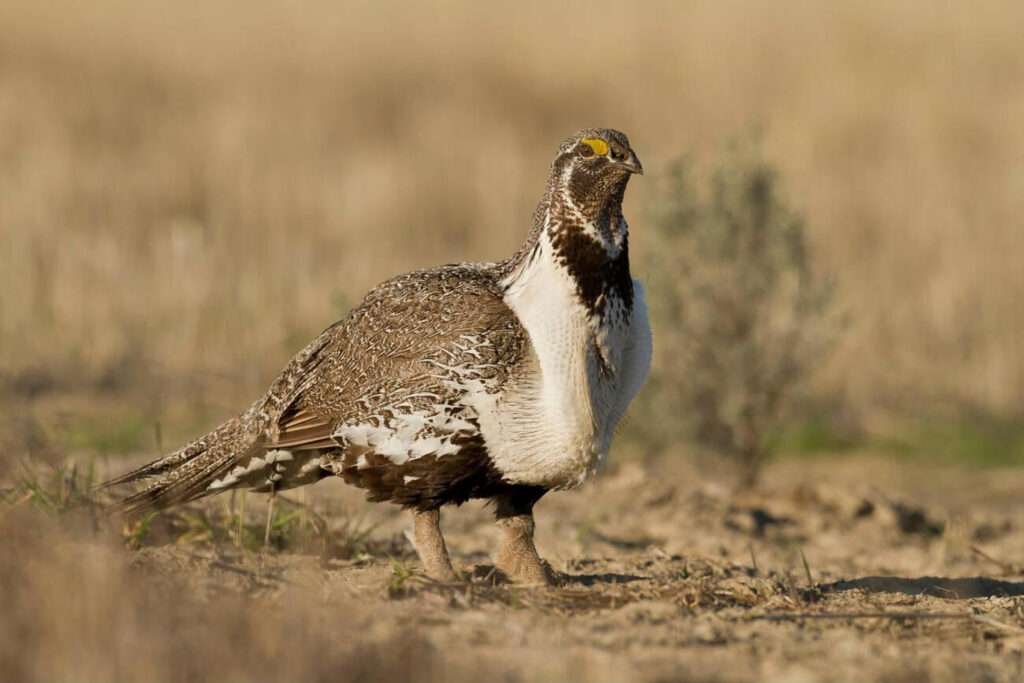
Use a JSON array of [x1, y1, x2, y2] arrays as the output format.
[[408, 509, 458, 582], [493, 487, 551, 586]]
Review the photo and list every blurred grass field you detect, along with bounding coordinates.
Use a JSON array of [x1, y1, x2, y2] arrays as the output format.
[[1, 0, 1023, 468]]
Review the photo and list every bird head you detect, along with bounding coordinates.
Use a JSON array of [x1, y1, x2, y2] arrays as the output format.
[[549, 128, 643, 221], [502, 128, 642, 293]]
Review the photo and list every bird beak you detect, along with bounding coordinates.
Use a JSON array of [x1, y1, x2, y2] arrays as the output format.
[[616, 151, 644, 175]]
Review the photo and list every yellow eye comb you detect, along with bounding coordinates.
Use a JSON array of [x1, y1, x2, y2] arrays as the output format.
[[581, 137, 609, 156]]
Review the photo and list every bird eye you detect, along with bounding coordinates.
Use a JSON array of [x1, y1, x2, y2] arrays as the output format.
[[580, 138, 609, 157], [577, 143, 594, 158]]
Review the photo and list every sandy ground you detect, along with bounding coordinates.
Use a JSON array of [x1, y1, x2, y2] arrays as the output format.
[[3, 455, 1023, 682]]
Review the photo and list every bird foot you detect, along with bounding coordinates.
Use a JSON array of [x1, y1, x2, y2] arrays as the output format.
[[495, 542, 554, 586]]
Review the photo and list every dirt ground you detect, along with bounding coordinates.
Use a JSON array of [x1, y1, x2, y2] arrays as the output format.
[[2, 454, 1023, 683]]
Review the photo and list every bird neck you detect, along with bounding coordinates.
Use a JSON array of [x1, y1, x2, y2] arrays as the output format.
[[500, 176, 633, 322], [551, 175, 629, 258]]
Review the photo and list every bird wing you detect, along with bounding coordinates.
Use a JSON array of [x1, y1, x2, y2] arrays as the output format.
[[261, 264, 527, 453]]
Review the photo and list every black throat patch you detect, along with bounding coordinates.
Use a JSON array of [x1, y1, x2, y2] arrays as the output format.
[[548, 217, 634, 320]]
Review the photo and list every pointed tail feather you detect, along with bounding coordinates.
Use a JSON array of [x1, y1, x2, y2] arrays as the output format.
[[98, 438, 217, 489], [101, 414, 261, 518]]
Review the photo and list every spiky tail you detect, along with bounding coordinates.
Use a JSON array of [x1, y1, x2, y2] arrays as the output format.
[[100, 412, 262, 518]]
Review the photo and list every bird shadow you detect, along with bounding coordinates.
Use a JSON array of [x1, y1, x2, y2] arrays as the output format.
[[821, 575, 1024, 600], [559, 571, 647, 587], [466, 563, 645, 587]]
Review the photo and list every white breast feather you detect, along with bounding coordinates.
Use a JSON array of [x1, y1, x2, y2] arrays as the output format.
[[475, 231, 650, 489], [606, 280, 653, 437]]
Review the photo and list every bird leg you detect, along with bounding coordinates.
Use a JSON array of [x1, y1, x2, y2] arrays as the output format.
[[493, 487, 552, 586], [409, 509, 458, 582]]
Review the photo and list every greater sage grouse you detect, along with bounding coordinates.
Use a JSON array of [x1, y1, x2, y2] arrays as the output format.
[[104, 129, 651, 585]]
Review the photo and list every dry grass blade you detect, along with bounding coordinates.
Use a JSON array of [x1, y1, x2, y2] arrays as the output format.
[[971, 615, 1024, 635], [800, 549, 814, 586], [971, 545, 1022, 575]]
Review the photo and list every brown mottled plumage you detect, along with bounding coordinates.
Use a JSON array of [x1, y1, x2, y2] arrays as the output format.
[[104, 128, 651, 584]]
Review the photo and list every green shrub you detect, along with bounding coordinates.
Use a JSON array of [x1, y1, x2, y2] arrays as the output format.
[[639, 142, 838, 485]]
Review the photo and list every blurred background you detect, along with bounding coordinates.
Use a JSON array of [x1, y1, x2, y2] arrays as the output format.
[[2, 0, 1023, 475]]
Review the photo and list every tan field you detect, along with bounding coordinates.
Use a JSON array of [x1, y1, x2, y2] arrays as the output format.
[[4, 457, 1024, 682], [1, 1, 1023, 681]]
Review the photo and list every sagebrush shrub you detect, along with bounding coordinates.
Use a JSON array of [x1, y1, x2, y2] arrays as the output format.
[[640, 144, 837, 485]]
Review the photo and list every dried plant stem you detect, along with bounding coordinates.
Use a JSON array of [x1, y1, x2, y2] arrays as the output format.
[[237, 490, 247, 548], [264, 487, 276, 549]]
